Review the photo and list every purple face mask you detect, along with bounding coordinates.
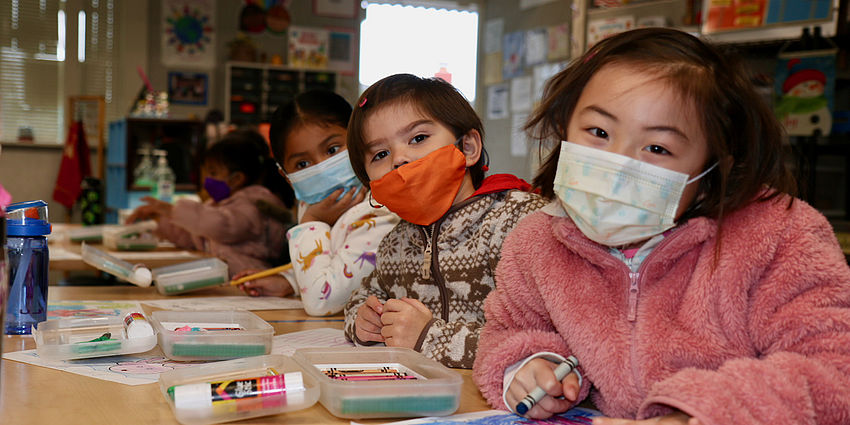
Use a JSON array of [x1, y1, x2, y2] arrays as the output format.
[[203, 177, 231, 202]]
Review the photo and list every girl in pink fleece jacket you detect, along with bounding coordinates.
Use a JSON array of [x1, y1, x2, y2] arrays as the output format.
[[473, 28, 850, 425], [128, 129, 291, 279]]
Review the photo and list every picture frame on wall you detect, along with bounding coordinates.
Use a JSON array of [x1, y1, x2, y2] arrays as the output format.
[[328, 28, 357, 75], [313, 0, 358, 19], [168, 72, 209, 105]]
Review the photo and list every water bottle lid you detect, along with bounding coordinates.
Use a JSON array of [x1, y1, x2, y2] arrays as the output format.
[[6, 200, 51, 236]]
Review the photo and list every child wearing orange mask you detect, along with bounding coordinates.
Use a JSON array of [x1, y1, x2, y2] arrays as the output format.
[[343, 74, 547, 368]]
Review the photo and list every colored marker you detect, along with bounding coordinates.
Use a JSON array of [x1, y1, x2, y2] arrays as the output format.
[[515, 356, 579, 415], [167, 371, 305, 414]]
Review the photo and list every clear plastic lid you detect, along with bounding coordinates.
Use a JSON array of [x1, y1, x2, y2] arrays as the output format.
[[153, 258, 229, 295], [151, 310, 274, 361], [81, 243, 152, 287], [159, 354, 319, 425], [292, 347, 462, 419], [34, 316, 158, 360], [103, 220, 158, 251]]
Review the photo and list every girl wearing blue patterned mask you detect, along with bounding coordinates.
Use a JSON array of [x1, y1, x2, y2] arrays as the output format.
[[235, 90, 399, 318]]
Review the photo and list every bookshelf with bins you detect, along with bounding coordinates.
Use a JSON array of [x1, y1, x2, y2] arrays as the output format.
[[225, 62, 339, 125]]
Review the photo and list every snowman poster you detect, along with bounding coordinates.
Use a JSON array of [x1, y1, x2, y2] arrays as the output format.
[[774, 50, 837, 137]]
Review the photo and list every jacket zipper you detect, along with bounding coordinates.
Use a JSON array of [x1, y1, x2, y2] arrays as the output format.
[[420, 221, 450, 321]]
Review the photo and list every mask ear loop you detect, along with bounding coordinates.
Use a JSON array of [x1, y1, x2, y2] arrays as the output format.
[[368, 192, 384, 209]]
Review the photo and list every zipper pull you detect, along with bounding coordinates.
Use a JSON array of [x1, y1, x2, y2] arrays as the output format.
[[422, 241, 432, 279]]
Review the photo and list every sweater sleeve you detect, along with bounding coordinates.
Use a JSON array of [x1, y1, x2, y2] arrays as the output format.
[[169, 196, 259, 244], [640, 205, 850, 425], [473, 214, 590, 410], [343, 269, 390, 345], [155, 215, 199, 250], [287, 207, 398, 316]]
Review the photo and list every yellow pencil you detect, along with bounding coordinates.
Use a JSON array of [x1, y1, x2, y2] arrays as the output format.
[[228, 263, 293, 286]]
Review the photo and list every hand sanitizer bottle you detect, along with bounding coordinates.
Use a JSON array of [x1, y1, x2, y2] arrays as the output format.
[[152, 150, 175, 202]]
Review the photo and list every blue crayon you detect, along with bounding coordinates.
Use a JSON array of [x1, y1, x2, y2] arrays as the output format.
[[515, 355, 579, 415]]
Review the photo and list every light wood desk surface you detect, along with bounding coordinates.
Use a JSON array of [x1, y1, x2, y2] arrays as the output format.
[[1, 286, 490, 424]]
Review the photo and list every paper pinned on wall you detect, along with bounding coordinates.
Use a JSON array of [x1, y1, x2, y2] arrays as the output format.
[[484, 53, 503, 86], [487, 84, 510, 120], [533, 62, 567, 103], [485, 18, 504, 54], [510, 76, 533, 113], [525, 28, 548, 67], [511, 113, 530, 157], [503, 31, 526, 80], [548, 23, 570, 61], [161, 0, 216, 68], [519, 0, 558, 10]]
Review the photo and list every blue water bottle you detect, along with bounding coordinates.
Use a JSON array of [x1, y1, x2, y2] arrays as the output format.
[[4, 200, 51, 335]]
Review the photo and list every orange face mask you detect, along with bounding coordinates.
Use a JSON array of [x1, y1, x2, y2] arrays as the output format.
[[370, 144, 467, 226]]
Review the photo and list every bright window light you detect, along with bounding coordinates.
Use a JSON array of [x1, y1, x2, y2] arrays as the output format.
[[77, 10, 85, 62], [359, 3, 478, 102], [57, 10, 65, 61]]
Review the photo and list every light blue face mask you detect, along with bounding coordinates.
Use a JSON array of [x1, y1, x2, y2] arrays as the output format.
[[284, 150, 362, 205]]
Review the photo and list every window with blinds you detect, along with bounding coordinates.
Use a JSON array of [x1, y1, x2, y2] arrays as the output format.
[[0, 0, 117, 145]]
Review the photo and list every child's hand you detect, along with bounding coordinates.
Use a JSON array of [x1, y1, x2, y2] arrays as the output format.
[[507, 358, 581, 419], [125, 196, 173, 223], [354, 295, 385, 343], [300, 187, 367, 226], [234, 269, 294, 297], [380, 297, 433, 348], [592, 412, 701, 425]]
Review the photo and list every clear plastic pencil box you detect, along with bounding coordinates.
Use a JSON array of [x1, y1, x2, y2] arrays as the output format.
[[292, 347, 462, 419], [103, 220, 158, 251], [152, 258, 229, 295], [151, 310, 274, 361], [34, 316, 158, 360], [68, 224, 115, 243], [159, 354, 319, 425], [81, 243, 153, 287]]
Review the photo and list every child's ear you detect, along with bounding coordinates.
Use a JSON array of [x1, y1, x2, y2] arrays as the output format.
[[459, 130, 483, 168], [230, 171, 248, 189]]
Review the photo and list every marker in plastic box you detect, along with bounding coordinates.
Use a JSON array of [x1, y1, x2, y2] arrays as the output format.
[[167, 371, 305, 413]]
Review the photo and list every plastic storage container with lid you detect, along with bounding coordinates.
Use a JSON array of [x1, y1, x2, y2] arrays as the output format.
[[34, 314, 158, 360], [81, 243, 152, 287], [103, 220, 158, 251], [292, 347, 462, 419], [4, 200, 51, 335], [151, 310, 274, 361], [152, 258, 229, 295], [159, 354, 319, 425]]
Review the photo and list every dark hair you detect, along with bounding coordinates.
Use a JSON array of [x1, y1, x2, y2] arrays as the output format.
[[203, 129, 295, 207], [347, 74, 489, 187], [268, 90, 352, 165], [528, 27, 795, 222]]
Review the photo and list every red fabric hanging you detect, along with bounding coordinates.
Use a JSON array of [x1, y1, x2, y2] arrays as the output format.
[[52, 121, 91, 208]]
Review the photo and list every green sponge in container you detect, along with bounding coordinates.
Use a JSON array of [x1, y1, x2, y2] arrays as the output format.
[[152, 258, 229, 295], [151, 310, 274, 361]]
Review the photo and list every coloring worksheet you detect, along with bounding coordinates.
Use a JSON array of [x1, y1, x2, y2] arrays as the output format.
[[355, 407, 600, 425], [47, 300, 144, 319], [141, 296, 303, 311], [2, 347, 206, 386]]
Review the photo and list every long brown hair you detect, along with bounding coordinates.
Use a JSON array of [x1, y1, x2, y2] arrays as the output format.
[[529, 28, 796, 222]]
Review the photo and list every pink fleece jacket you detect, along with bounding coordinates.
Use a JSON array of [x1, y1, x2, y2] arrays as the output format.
[[156, 185, 288, 277], [473, 195, 850, 425]]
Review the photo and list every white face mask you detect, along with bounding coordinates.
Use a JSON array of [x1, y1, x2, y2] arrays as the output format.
[[554, 141, 716, 247]]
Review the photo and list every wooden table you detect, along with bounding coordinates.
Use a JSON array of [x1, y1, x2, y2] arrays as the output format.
[[0, 286, 491, 424]]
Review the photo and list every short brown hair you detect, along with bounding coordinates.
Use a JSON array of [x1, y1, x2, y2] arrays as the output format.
[[347, 74, 489, 187], [528, 28, 795, 222]]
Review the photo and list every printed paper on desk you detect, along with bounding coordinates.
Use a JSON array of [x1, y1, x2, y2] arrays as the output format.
[[272, 328, 353, 356], [353, 407, 600, 424], [141, 296, 303, 311], [47, 300, 144, 319], [2, 348, 207, 386]]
